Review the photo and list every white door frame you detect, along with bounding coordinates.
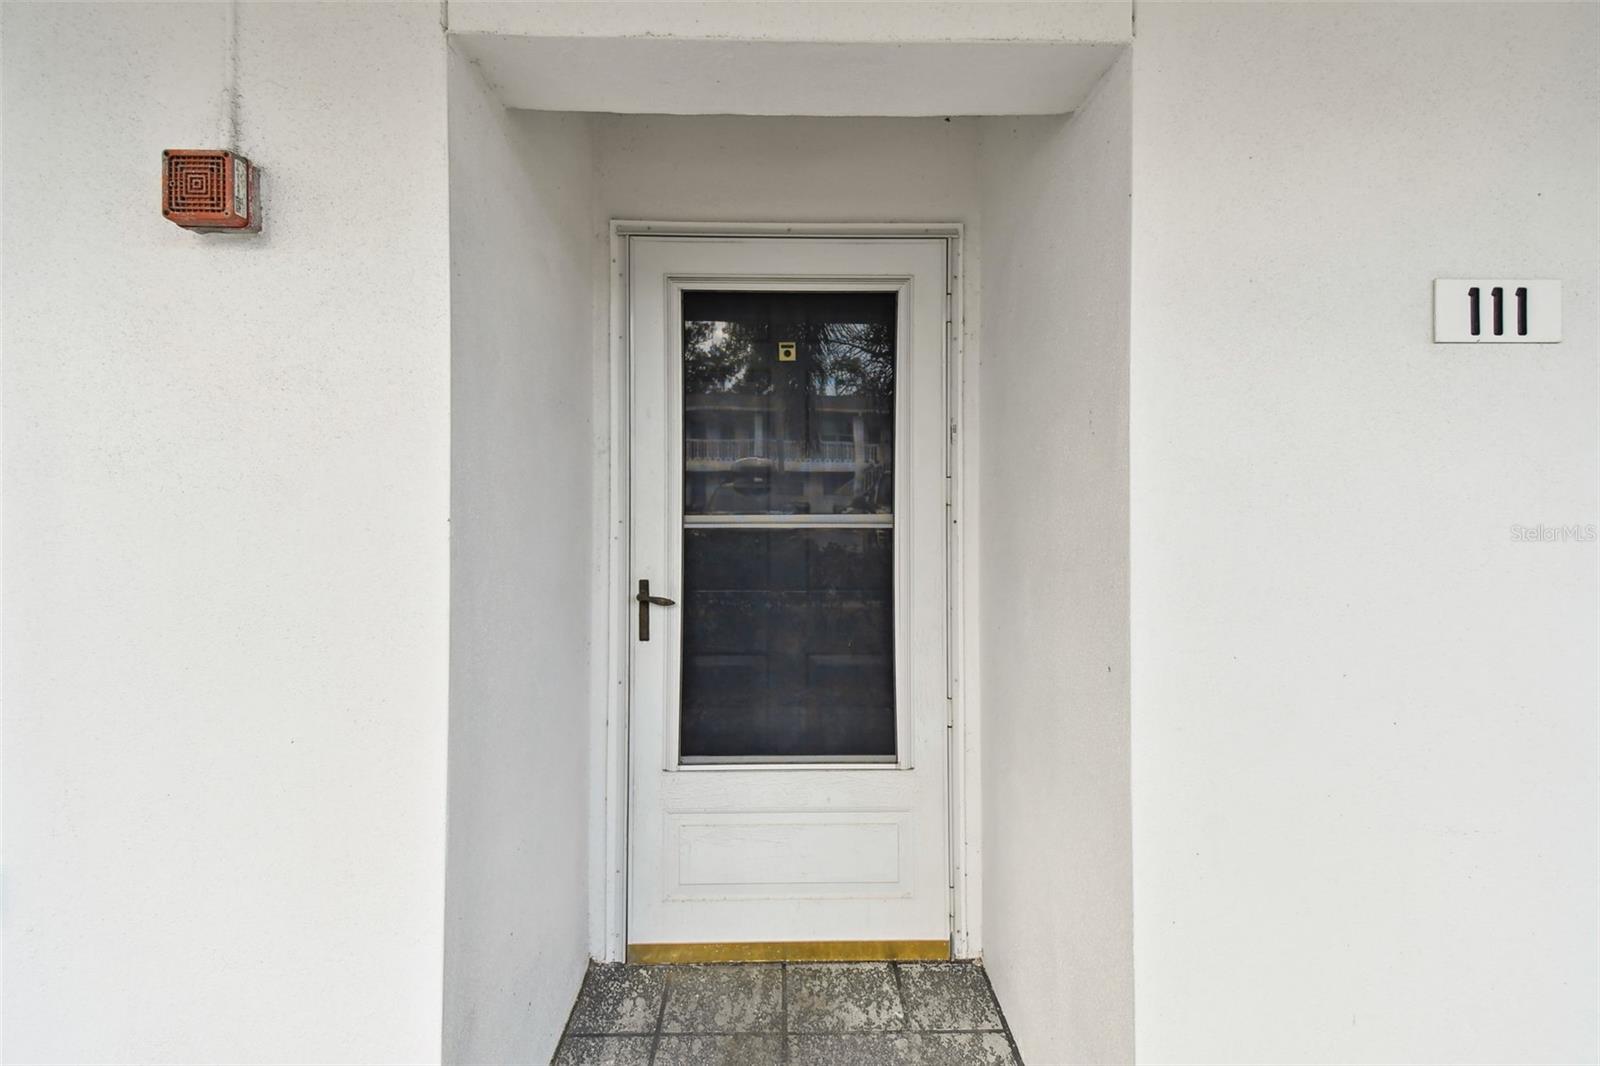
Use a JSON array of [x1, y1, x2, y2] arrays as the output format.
[[597, 220, 979, 962]]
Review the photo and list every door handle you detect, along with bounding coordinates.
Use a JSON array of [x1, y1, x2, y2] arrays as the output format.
[[636, 579, 676, 641]]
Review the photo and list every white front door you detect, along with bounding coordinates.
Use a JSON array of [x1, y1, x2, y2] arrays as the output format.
[[626, 235, 952, 958]]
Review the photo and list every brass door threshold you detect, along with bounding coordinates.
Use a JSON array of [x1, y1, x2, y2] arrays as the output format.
[[626, 940, 951, 964]]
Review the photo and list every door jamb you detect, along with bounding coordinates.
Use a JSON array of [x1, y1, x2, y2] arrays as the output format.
[[597, 220, 978, 962]]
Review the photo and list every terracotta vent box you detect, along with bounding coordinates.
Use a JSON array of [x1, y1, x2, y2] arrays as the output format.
[[162, 149, 259, 233]]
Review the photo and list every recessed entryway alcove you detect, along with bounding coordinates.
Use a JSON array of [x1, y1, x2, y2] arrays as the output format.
[[442, 14, 1131, 1063]]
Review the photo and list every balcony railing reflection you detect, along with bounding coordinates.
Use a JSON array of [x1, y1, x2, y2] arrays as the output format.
[[685, 438, 885, 469]]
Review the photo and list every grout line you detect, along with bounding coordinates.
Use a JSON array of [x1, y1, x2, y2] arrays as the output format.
[[779, 962, 790, 1062], [632, 1029, 793, 1036], [552, 960, 595, 1059], [647, 966, 673, 1065], [978, 963, 1026, 1065], [889, 960, 915, 1031], [592, 1027, 997, 1037]]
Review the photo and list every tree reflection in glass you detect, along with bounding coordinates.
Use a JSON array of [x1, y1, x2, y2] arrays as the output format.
[[682, 291, 895, 517]]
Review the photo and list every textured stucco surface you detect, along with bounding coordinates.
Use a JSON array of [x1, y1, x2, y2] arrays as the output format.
[[450, 1, 1132, 43], [454, 34, 1124, 116], [1, 3, 452, 1061], [443, 49, 598, 1066], [452, 2, 1131, 117], [592, 114, 982, 223], [976, 53, 1134, 1066], [5, 3, 1594, 1063], [1130, 4, 1599, 1062]]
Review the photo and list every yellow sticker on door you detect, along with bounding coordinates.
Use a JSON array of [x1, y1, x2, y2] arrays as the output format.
[[777, 341, 797, 362]]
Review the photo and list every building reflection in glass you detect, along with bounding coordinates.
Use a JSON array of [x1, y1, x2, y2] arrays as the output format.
[[683, 290, 895, 517]]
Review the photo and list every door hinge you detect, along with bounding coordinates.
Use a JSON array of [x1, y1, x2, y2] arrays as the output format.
[[945, 421, 956, 505]]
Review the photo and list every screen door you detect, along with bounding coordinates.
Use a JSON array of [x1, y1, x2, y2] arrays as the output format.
[[627, 235, 950, 956]]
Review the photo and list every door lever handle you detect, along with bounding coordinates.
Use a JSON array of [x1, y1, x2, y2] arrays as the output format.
[[636, 579, 675, 641]]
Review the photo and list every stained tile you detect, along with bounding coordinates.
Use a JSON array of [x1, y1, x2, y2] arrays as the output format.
[[897, 963, 1005, 1032], [660, 963, 783, 1033], [654, 1033, 784, 1066], [911, 1031, 1021, 1065], [565, 964, 665, 1035], [787, 962, 906, 1032], [551, 1034, 652, 1066], [788, 1032, 916, 1066]]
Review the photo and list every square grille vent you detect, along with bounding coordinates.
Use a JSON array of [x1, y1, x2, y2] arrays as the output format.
[[162, 149, 258, 232]]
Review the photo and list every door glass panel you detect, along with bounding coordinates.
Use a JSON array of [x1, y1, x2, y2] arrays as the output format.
[[680, 291, 898, 762], [681, 529, 895, 759], [683, 291, 895, 517]]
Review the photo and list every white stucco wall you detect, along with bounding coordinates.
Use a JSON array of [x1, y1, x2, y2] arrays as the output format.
[[452, 0, 1132, 43], [592, 114, 981, 224], [1129, 4, 1599, 1062], [443, 53, 597, 1066], [1, 3, 452, 1062], [451, 2, 1132, 117], [976, 53, 1133, 1066], [8, 4, 1593, 1063]]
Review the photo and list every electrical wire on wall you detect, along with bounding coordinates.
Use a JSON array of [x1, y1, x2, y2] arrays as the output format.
[[220, 0, 241, 153]]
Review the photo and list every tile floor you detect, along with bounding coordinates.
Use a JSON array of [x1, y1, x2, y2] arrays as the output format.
[[552, 961, 1023, 1065]]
